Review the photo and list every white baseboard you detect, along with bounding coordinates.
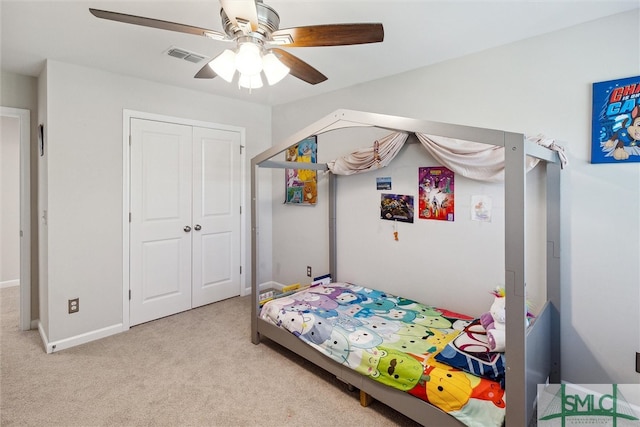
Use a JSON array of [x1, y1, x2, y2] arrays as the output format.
[[38, 321, 125, 354], [0, 280, 19, 289], [260, 281, 285, 291], [244, 280, 285, 296]]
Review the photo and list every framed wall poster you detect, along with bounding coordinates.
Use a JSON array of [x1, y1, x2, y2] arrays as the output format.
[[376, 177, 392, 190], [285, 136, 318, 205], [380, 194, 414, 223], [418, 166, 455, 221], [591, 75, 640, 163], [471, 195, 492, 222]]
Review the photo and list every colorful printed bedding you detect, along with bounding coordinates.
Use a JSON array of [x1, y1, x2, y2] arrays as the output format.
[[259, 282, 506, 427]]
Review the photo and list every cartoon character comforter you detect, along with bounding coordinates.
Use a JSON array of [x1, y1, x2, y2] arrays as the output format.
[[259, 282, 506, 427]]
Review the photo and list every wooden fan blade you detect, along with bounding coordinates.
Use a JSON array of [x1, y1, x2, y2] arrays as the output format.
[[219, 0, 259, 32], [89, 8, 226, 40], [194, 61, 217, 79], [272, 23, 384, 47], [272, 48, 327, 85]]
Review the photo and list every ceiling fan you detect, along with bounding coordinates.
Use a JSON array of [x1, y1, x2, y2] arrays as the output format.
[[89, 0, 384, 89]]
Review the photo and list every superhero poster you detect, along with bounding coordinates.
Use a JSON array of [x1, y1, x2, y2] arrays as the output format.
[[418, 166, 455, 221], [285, 136, 317, 205], [591, 75, 640, 163], [380, 194, 414, 223]]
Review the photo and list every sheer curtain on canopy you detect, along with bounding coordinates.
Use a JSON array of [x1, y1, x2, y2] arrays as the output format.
[[327, 131, 566, 181], [326, 131, 408, 175]]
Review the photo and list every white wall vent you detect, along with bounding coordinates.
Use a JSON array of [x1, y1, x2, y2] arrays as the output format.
[[166, 47, 205, 64]]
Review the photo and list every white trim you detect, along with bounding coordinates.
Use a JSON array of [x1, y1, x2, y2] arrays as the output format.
[[0, 280, 20, 289], [245, 280, 285, 296], [240, 140, 247, 296], [38, 320, 123, 354], [122, 113, 131, 331], [1, 106, 31, 331], [122, 109, 246, 328], [260, 281, 285, 291]]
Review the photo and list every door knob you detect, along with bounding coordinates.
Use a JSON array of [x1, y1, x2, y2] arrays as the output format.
[[183, 226, 191, 232], [194, 224, 202, 231]]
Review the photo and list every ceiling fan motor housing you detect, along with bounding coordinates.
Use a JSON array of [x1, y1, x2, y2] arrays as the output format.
[[220, 2, 280, 39]]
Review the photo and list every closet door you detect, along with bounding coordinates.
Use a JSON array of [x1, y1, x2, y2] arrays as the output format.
[[191, 127, 241, 307], [130, 119, 193, 326]]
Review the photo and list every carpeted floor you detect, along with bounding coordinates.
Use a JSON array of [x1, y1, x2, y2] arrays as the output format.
[[0, 286, 421, 426]]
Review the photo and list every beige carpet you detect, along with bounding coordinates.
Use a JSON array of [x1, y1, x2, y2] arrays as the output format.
[[0, 287, 421, 426]]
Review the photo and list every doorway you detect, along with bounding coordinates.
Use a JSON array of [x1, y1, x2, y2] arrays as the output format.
[[123, 111, 245, 327], [0, 106, 31, 331]]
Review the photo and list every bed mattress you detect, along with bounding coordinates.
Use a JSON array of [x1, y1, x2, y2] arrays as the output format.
[[259, 282, 506, 427]]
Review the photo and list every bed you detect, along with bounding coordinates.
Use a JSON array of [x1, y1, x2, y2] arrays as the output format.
[[250, 109, 563, 426]]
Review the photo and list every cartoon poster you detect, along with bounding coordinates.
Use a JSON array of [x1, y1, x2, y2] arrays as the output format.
[[418, 166, 455, 221], [380, 194, 414, 223], [285, 136, 317, 205], [591, 75, 640, 163]]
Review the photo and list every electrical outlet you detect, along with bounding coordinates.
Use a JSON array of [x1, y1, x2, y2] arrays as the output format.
[[68, 298, 79, 314], [306, 266, 312, 277]]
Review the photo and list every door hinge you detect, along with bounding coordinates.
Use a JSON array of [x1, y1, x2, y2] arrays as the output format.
[[240, 145, 244, 154], [129, 135, 132, 146], [129, 212, 132, 223], [240, 266, 242, 275], [240, 205, 242, 214], [129, 289, 131, 300]]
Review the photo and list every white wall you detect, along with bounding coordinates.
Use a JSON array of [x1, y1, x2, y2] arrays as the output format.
[[271, 11, 640, 384], [0, 116, 20, 286], [40, 60, 272, 346]]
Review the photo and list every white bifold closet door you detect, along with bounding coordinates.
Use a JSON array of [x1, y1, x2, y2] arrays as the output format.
[[129, 118, 241, 326]]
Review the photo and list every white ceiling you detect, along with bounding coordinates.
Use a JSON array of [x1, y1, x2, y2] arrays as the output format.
[[1, 0, 638, 106]]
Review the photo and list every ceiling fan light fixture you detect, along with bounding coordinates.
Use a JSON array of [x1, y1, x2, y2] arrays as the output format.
[[209, 49, 237, 82], [89, 5, 385, 90], [262, 52, 290, 86], [238, 73, 263, 90], [235, 42, 263, 76]]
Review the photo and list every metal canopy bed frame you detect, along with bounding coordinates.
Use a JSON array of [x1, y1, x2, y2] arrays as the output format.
[[250, 109, 562, 426]]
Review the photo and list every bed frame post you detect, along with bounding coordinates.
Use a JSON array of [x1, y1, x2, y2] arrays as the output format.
[[329, 173, 337, 281], [251, 158, 260, 344], [546, 161, 562, 382], [504, 132, 528, 426]]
